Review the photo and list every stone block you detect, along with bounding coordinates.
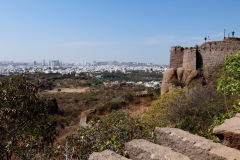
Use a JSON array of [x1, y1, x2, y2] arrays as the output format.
[[213, 113, 240, 150], [89, 150, 130, 160], [125, 139, 190, 160], [154, 127, 240, 160]]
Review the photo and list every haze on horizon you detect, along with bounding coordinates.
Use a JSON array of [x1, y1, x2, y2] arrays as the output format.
[[0, 0, 240, 64]]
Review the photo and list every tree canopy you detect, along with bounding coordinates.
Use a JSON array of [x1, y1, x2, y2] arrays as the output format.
[[0, 75, 57, 160], [217, 52, 240, 96]]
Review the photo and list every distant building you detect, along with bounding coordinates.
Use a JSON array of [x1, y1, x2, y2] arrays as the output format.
[[42, 59, 47, 66]]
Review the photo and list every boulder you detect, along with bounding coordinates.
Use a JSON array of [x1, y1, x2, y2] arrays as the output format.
[[185, 69, 199, 85], [177, 68, 184, 81], [79, 108, 95, 127], [161, 68, 177, 94], [125, 139, 190, 160], [213, 113, 240, 150], [161, 68, 199, 95], [89, 150, 130, 160], [154, 127, 240, 160]]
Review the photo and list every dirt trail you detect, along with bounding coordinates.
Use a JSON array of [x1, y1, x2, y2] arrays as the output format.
[[47, 87, 90, 93]]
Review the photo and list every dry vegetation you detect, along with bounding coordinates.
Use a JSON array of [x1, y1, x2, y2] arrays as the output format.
[[41, 79, 155, 144]]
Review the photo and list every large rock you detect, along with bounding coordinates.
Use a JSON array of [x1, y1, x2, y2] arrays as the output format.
[[161, 68, 177, 94], [79, 108, 95, 127], [213, 113, 240, 150], [185, 69, 199, 85], [125, 139, 190, 160], [154, 127, 240, 160], [161, 68, 199, 95], [89, 150, 130, 160], [176, 68, 184, 81]]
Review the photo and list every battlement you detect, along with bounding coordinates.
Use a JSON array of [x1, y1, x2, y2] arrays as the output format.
[[224, 37, 240, 42], [170, 38, 240, 70]]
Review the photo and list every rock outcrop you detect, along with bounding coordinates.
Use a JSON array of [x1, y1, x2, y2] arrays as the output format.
[[79, 108, 95, 127], [213, 113, 240, 150], [161, 68, 199, 94], [161, 68, 177, 94]]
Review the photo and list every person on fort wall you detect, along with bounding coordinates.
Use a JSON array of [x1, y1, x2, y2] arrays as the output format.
[[232, 31, 235, 37], [204, 36, 210, 43]]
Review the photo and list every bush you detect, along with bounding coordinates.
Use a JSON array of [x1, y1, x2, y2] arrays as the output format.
[[52, 111, 153, 159], [218, 52, 240, 96], [122, 92, 134, 102], [142, 88, 184, 128], [142, 85, 228, 137]]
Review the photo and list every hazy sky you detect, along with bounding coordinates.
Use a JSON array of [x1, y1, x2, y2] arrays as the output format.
[[0, 0, 240, 64]]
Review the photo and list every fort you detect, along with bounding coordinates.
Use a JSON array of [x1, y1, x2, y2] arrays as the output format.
[[170, 37, 240, 70], [161, 37, 240, 94]]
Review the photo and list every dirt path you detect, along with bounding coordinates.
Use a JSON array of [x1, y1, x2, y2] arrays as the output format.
[[47, 87, 90, 93]]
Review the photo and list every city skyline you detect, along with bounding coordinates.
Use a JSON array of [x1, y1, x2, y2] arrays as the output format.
[[0, 59, 164, 66], [1, 0, 240, 64]]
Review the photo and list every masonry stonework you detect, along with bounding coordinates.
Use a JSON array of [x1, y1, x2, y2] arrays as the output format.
[[170, 46, 184, 68], [161, 37, 240, 95], [182, 48, 197, 70], [170, 38, 240, 70]]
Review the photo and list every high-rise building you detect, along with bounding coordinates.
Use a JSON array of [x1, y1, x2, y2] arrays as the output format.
[[41, 59, 47, 66]]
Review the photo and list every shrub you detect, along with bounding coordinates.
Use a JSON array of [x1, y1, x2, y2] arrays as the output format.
[[122, 92, 134, 102], [142, 85, 227, 137], [52, 111, 153, 159], [142, 88, 184, 128], [218, 52, 240, 96]]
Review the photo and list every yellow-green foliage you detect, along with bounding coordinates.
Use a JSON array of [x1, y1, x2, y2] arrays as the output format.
[[142, 88, 185, 128], [142, 85, 227, 139]]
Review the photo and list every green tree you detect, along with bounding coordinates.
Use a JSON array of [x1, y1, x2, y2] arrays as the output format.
[[217, 52, 240, 96], [0, 75, 57, 160]]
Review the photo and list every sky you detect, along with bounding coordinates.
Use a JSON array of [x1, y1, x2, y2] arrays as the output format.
[[0, 0, 240, 64]]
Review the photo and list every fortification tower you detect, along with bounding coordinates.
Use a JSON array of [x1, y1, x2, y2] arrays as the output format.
[[170, 37, 240, 70], [161, 37, 240, 94]]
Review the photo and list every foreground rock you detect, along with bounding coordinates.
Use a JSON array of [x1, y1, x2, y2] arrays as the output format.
[[213, 113, 240, 150], [154, 127, 240, 160], [89, 150, 130, 160], [125, 139, 190, 160]]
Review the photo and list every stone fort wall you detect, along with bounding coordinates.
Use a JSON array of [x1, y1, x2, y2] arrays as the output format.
[[170, 38, 240, 70]]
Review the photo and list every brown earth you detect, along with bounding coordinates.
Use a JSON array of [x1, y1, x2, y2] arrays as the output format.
[[46, 87, 90, 93]]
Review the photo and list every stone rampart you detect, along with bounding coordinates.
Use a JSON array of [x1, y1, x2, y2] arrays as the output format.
[[169, 39, 240, 70], [199, 41, 240, 69], [170, 46, 184, 68], [182, 48, 197, 70]]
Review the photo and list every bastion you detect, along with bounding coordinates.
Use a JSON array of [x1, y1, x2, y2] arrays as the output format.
[[161, 37, 240, 94]]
